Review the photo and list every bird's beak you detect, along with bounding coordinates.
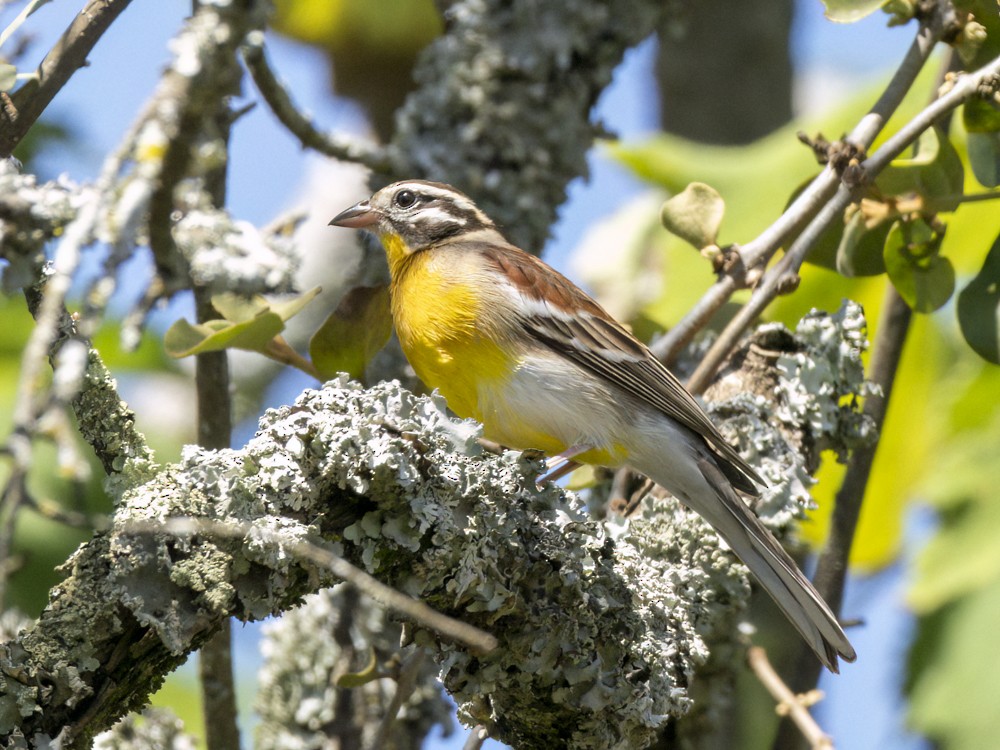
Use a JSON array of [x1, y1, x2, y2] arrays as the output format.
[[329, 200, 379, 229]]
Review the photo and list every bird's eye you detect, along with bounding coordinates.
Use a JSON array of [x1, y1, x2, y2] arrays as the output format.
[[394, 189, 417, 208]]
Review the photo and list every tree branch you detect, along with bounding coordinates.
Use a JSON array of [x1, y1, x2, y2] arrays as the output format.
[[0, 0, 135, 158], [685, 47, 1000, 394], [0, 301, 873, 749], [240, 36, 390, 172], [650, 4, 952, 365], [748, 646, 833, 750], [772, 285, 912, 750]]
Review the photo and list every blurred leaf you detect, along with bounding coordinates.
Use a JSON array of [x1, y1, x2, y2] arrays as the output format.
[[835, 210, 890, 277], [966, 132, 1000, 188], [659, 182, 725, 250], [884, 219, 954, 313], [957, 233, 1000, 363], [964, 99, 1000, 187], [910, 476, 1000, 613], [309, 285, 392, 381], [963, 97, 1000, 133], [876, 126, 964, 209], [272, 0, 440, 54], [907, 581, 1000, 750], [821, 0, 890, 22], [164, 288, 320, 358]]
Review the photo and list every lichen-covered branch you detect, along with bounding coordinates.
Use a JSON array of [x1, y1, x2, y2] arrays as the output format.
[[0, 304, 871, 749]]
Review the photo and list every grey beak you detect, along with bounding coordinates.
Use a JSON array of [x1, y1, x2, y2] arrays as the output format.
[[329, 200, 379, 228]]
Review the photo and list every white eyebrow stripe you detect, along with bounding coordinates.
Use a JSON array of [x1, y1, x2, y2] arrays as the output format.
[[415, 205, 468, 225]]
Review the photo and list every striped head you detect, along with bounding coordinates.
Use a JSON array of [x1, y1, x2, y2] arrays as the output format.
[[329, 180, 496, 258]]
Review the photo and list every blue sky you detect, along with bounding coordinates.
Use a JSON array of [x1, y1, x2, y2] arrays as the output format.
[[5, 2, 926, 748]]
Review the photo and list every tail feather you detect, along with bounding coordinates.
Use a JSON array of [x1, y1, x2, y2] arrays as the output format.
[[646, 454, 856, 672]]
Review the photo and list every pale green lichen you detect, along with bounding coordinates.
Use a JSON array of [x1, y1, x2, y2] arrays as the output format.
[[1, 305, 873, 746], [389, 0, 667, 251]]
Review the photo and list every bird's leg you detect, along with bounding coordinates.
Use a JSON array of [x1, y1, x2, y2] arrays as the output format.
[[537, 445, 591, 485]]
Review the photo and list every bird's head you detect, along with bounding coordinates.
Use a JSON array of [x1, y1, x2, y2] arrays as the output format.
[[329, 180, 496, 258]]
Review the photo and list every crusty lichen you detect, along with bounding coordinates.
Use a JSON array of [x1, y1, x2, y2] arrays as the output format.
[[0, 304, 873, 748]]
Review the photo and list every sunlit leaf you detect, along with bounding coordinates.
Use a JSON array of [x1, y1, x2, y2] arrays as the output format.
[[309, 285, 393, 381], [211, 287, 320, 324], [957, 233, 1000, 363], [659, 182, 725, 251], [164, 315, 285, 358], [821, 0, 891, 23], [164, 288, 321, 358], [884, 219, 954, 313]]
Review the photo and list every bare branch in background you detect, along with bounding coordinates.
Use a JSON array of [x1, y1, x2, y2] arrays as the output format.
[[0, 0, 136, 157], [651, 3, 955, 367], [241, 34, 390, 172]]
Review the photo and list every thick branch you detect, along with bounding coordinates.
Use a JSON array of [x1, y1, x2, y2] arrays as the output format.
[[0, 304, 872, 749]]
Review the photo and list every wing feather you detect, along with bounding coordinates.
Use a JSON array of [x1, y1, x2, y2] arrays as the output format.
[[475, 241, 763, 492]]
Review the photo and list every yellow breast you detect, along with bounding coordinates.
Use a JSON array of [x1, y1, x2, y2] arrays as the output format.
[[386, 239, 512, 423]]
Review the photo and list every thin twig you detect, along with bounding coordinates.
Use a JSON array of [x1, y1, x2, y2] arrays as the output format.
[[365, 648, 426, 750], [747, 646, 833, 750], [651, 7, 949, 365], [0, 0, 135, 157], [241, 36, 390, 171], [686, 48, 1000, 393]]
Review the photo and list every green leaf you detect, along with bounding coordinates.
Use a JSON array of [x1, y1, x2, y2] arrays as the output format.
[[309, 285, 393, 381], [957, 233, 1000, 363], [211, 286, 320, 324], [908, 581, 1000, 750], [164, 315, 285, 358], [884, 219, 954, 312], [0, 63, 16, 92], [966, 132, 1000, 188], [964, 100, 1000, 188], [659, 182, 725, 250], [821, 0, 890, 23], [876, 126, 964, 209], [964, 97, 1000, 133], [835, 210, 889, 277], [163, 287, 321, 358]]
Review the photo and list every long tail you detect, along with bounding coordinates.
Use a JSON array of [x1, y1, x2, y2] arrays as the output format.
[[649, 455, 856, 672]]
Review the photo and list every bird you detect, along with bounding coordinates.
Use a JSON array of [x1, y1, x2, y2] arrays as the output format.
[[329, 179, 856, 672]]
